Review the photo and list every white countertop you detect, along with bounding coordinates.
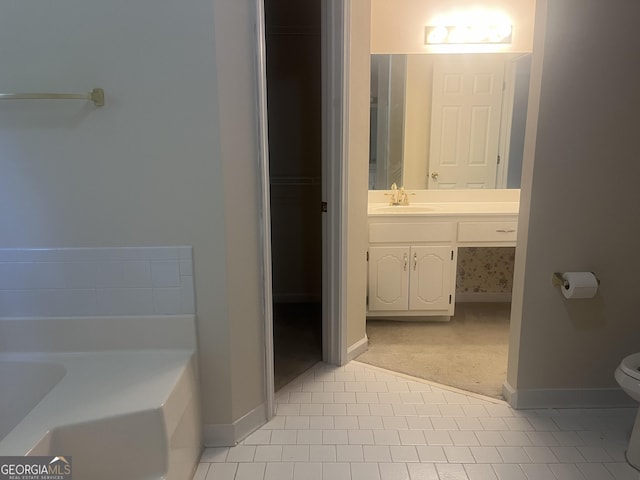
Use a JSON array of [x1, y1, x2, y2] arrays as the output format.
[[368, 201, 520, 217]]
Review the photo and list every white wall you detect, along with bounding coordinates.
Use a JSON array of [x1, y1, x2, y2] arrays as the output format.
[[508, 0, 640, 407], [0, 0, 266, 433], [213, 0, 266, 426]]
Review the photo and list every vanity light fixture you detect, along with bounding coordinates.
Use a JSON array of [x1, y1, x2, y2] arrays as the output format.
[[425, 24, 512, 45]]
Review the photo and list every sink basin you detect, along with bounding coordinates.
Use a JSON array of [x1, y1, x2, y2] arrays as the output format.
[[370, 204, 435, 214]]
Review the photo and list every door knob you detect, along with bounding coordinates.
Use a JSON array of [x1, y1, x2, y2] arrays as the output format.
[[431, 172, 439, 180]]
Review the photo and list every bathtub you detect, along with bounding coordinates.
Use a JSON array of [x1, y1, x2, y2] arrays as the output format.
[[0, 315, 201, 480]]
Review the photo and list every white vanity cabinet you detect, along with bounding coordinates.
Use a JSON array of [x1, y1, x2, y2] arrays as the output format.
[[457, 220, 518, 245], [368, 245, 455, 314], [367, 203, 518, 319], [367, 220, 457, 317]]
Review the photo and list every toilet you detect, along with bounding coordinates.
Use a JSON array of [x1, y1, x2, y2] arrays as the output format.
[[615, 353, 640, 469]]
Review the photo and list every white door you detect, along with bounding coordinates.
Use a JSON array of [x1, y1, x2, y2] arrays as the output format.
[[429, 56, 505, 189], [368, 246, 410, 311], [408, 246, 454, 312]]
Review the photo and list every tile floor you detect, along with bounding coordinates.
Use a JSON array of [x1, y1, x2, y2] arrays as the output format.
[[194, 361, 639, 480]]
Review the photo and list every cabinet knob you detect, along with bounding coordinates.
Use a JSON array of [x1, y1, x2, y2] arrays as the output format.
[[404, 253, 408, 271], [431, 172, 439, 180], [413, 252, 418, 270]]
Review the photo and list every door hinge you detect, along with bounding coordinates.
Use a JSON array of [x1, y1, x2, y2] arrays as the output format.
[[366, 295, 369, 306], [321, 201, 328, 212], [451, 250, 454, 260], [449, 294, 452, 304], [366, 251, 369, 261], [497, 154, 501, 165]]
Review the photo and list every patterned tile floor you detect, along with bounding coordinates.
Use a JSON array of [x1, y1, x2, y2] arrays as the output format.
[[194, 361, 639, 480]]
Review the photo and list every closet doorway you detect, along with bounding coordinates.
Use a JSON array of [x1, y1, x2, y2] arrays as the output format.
[[264, 0, 323, 391]]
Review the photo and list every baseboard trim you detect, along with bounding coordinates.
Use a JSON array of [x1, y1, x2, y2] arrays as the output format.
[[203, 402, 267, 447], [203, 423, 234, 447], [502, 381, 518, 406], [346, 335, 368, 362], [503, 381, 634, 409], [456, 292, 512, 303]]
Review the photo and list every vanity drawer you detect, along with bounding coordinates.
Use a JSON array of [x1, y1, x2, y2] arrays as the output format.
[[369, 222, 455, 244], [457, 221, 518, 244]]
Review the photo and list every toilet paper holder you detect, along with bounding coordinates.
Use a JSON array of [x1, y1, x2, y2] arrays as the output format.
[[552, 272, 600, 287]]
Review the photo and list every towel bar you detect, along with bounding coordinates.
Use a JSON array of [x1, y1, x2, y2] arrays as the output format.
[[0, 88, 104, 107]]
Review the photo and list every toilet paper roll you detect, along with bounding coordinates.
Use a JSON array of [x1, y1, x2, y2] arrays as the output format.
[[561, 272, 598, 299]]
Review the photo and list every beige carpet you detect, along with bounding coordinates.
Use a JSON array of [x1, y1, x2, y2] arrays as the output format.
[[356, 303, 510, 399]]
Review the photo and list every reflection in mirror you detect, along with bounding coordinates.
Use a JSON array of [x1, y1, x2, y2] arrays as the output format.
[[369, 55, 405, 189], [369, 53, 531, 191]]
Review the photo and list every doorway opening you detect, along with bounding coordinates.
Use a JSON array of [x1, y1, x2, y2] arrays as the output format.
[[361, 51, 531, 399], [257, 0, 535, 406], [264, 0, 324, 391]]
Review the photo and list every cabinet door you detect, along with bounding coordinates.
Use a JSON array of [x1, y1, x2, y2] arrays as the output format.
[[409, 246, 454, 311], [368, 246, 410, 311]]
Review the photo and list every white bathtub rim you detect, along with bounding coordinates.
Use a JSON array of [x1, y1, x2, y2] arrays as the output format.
[[0, 350, 196, 457]]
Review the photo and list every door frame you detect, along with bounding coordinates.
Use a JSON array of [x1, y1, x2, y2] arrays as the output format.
[[255, 0, 349, 419], [320, 0, 349, 368], [255, 0, 275, 419]]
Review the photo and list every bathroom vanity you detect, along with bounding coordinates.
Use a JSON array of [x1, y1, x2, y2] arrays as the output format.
[[366, 190, 519, 319]]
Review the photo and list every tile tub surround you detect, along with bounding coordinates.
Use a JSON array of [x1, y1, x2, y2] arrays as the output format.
[[195, 361, 638, 480], [0, 247, 195, 317]]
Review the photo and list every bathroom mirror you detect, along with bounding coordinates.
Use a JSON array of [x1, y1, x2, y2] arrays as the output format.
[[369, 53, 531, 191]]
